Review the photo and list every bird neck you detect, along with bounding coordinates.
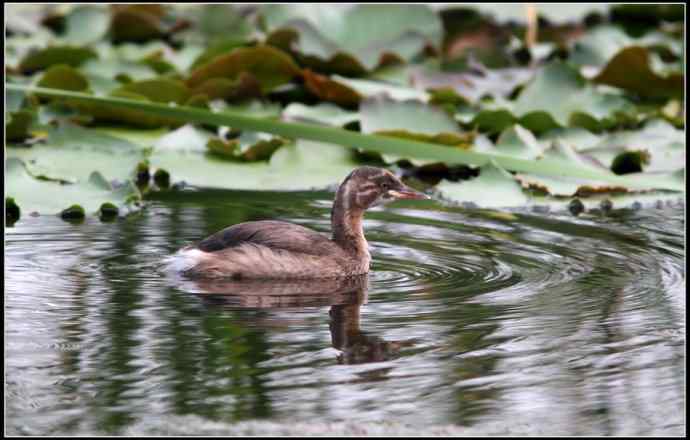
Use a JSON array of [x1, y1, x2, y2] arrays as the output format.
[[331, 186, 368, 256]]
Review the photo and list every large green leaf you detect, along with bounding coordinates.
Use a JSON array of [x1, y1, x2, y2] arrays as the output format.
[[579, 119, 685, 173], [6, 123, 146, 184], [513, 61, 634, 132], [262, 4, 442, 73], [409, 63, 536, 104], [150, 125, 359, 190], [6, 158, 140, 216], [437, 161, 530, 208], [63, 6, 110, 45], [283, 102, 360, 127]]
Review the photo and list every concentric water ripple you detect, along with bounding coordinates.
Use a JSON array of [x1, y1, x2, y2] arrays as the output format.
[[5, 190, 685, 436]]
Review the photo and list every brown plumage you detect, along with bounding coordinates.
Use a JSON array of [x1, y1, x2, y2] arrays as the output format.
[[166, 166, 429, 279]]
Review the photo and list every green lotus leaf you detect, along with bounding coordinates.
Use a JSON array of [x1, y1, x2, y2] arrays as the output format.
[[151, 134, 360, 190], [514, 138, 683, 196], [63, 5, 110, 45], [513, 61, 634, 133], [207, 132, 287, 162], [437, 161, 531, 208], [283, 102, 360, 127], [493, 125, 543, 160], [195, 5, 254, 44], [6, 157, 140, 216], [579, 119, 685, 173], [261, 4, 442, 73], [6, 123, 146, 184]]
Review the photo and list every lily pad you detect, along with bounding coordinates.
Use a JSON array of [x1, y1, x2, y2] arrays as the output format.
[[187, 45, 301, 94], [207, 132, 287, 162], [283, 102, 360, 127], [410, 63, 536, 104], [262, 4, 442, 73], [194, 4, 254, 44], [360, 97, 475, 162], [189, 73, 262, 101], [37, 64, 90, 92], [493, 125, 543, 160], [514, 139, 683, 196], [80, 58, 158, 83], [359, 97, 473, 165], [6, 123, 146, 184], [305, 72, 430, 107], [579, 119, 685, 173], [190, 38, 250, 70], [63, 5, 110, 45], [150, 125, 360, 190], [6, 157, 140, 216], [117, 78, 191, 104], [592, 46, 683, 98], [19, 46, 97, 74], [437, 161, 530, 208], [110, 4, 174, 43], [513, 61, 634, 133], [6, 110, 36, 142]]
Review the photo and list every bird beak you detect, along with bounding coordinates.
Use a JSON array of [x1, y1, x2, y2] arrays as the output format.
[[388, 185, 430, 200]]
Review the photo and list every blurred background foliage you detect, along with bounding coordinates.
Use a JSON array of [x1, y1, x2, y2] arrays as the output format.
[[5, 3, 685, 220]]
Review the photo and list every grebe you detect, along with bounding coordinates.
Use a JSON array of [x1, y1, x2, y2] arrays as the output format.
[[167, 166, 429, 279]]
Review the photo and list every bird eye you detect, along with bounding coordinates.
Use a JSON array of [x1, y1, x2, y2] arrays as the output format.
[[381, 182, 390, 190]]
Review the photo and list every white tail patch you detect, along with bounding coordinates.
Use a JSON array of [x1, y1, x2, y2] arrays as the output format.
[[161, 248, 206, 274]]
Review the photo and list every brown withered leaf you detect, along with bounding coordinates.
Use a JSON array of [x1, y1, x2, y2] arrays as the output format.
[[187, 45, 301, 94], [303, 69, 362, 108]]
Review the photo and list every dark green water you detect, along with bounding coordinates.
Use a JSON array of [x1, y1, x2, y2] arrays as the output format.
[[5, 190, 686, 436]]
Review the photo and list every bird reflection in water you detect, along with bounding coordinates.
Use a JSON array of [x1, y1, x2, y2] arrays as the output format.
[[177, 274, 412, 364]]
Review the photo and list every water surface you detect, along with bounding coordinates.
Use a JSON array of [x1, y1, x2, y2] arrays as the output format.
[[5, 190, 685, 435]]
